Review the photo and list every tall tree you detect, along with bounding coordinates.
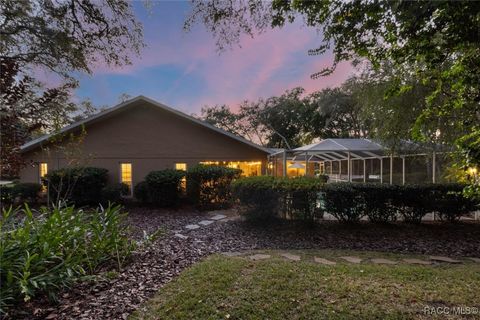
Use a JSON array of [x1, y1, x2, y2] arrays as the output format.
[[1, 0, 143, 78], [0, 59, 77, 178]]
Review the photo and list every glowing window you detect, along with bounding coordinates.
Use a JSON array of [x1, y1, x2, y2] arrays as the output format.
[[120, 163, 133, 195], [175, 163, 187, 190], [39, 163, 48, 184]]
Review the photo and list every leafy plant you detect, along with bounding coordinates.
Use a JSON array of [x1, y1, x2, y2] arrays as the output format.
[[187, 165, 241, 210], [0, 204, 134, 313], [141, 169, 185, 207], [46, 167, 109, 205]]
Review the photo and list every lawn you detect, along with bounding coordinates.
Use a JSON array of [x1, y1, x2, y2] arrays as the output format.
[[131, 250, 480, 320]]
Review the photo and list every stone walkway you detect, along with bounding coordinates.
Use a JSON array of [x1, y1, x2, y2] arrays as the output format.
[[176, 214, 228, 239], [219, 252, 480, 266]]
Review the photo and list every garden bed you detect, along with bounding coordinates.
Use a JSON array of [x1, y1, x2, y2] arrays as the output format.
[[11, 207, 480, 320]]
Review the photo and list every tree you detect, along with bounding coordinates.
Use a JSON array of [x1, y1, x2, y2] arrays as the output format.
[[186, 0, 479, 144], [1, 0, 143, 78], [0, 59, 78, 178]]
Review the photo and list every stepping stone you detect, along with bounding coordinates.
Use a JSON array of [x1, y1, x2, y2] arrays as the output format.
[[249, 254, 271, 261], [469, 257, 480, 263], [198, 220, 214, 226], [174, 233, 188, 239], [371, 258, 397, 265], [340, 256, 362, 264], [185, 224, 200, 230], [429, 256, 462, 264], [222, 252, 243, 257], [280, 253, 301, 261], [403, 258, 432, 265], [314, 257, 336, 266], [210, 214, 227, 221]]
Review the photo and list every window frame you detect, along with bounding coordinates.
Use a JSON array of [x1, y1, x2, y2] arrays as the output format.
[[119, 162, 133, 197]]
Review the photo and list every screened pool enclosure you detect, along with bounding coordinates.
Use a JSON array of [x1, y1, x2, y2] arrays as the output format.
[[268, 139, 450, 184]]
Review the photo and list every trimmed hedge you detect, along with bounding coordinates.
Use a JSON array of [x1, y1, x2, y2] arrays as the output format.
[[46, 167, 109, 205], [134, 169, 185, 207], [101, 183, 130, 204], [186, 165, 241, 210], [232, 176, 279, 221], [233, 178, 477, 224], [232, 176, 324, 222]]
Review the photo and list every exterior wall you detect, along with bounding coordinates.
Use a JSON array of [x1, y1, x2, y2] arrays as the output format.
[[20, 101, 268, 186]]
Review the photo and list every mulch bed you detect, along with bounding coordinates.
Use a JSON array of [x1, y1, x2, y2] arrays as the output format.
[[11, 207, 480, 320]]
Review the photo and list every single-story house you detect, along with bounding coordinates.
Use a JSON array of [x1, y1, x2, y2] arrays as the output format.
[[19, 96, 270, 193]]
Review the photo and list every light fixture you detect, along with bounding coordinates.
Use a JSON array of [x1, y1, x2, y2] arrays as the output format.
[[288, 162, 306, 169]]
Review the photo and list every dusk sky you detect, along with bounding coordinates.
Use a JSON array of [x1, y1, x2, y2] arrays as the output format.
[[53, 1, 356, 114]]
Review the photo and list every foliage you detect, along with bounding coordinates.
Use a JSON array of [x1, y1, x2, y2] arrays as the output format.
[[186, 165, 241, 210], [11, 183, 42, 204], [187, 0, 480, 197], [0, 184, 14, 206], [0, 59, 77, 179], [134, 181, 150, 204], [428, 184, 478, 222], [0, 204, 134, 312], [322, 183, 365, 223], [201, 86, 368, 149], [46, 167, 109, 205], [142, 170, 185, 207], [101, 183, 130, 204], [232, 176, 324, 222], [232, 176, 280, 222], [352, 184, 398, 223], [0, 0, 143, 78], [456, 129, 480, 200]]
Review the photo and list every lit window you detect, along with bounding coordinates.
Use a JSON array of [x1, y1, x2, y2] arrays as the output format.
[[175, 163, 187, 171], [39, 163, 48, 184], [175, 163, 187, 190], [120, 163, 133, 195]]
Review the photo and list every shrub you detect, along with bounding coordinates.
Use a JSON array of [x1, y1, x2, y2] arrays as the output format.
[[46, 167, 109, 205], [232, 176, 279, 221], [11, 183, 42, 204], [134, 181, 149, 203], [351, 184, 398, 223], [392, 184, 432, 223], [317, 174, 329, 183], [322, 183, 365, 222], [101, 183, 130, 204], [277, 177, 324, 223], [0, 184, 14, 206], [0, 204, 134, 313], [187, 165, 241, 210], [143, 169, 185, 207], [428, 183, 477, 222]]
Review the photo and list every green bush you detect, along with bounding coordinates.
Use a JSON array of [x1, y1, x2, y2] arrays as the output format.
[[187, 165, 241, 210], [0, 184, 14, 206], [11, 183, 42, 204], [392, 184, 432, 223], [134, 181, 149, 203], [232, 176, 324, 222], [101, 183, 130, 204], [351, 184, 398, 223], [322, 183, 365, 222], [0, 204, 134, 313], [142, 169, 185, 207], [46, 167, 109, 205], [277, 177, 324, 223], [428, 184, 477, 222], [232, 176, 279, 221]]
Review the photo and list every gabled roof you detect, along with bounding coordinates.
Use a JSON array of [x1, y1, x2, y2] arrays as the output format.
[[294, 138, 384, 152], [20, 95, 270, 154]]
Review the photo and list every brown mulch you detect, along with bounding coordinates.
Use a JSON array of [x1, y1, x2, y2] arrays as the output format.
[[10, 207, 480, 320]]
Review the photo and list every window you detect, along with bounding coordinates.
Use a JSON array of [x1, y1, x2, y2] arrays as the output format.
[[175, 163, 187, 190], [120, 163, 133, 195], [39, 163, 48, 183]]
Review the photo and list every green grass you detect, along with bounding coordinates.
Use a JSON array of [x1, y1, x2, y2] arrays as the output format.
[[131, 250, 480, 320]]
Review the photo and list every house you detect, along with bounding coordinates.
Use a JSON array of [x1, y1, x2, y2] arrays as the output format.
[[19, 96, 270, 193]]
